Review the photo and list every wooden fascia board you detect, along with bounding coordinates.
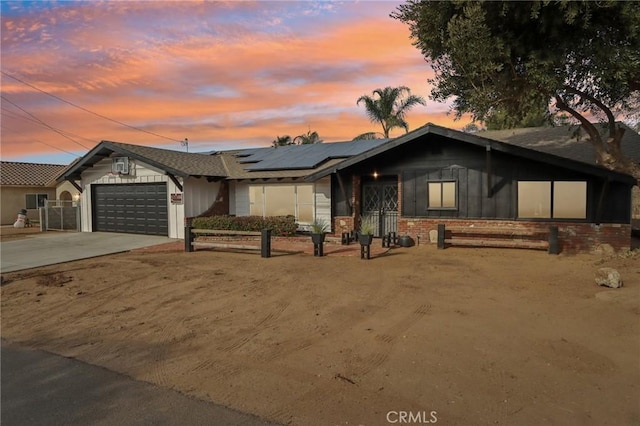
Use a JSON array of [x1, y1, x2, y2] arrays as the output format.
[[166, 173, 183, 192], [66, 179, 83, 193]]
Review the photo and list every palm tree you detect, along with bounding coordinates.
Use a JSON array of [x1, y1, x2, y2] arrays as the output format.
[[356, 86, 426, 137], [351, 131, 385, 141], [272, 135, 293, 148], [293, 130, 323, 145]]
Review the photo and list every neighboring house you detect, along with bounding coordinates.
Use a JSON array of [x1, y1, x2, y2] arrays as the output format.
[[0, 161, 67, 225], [58, 123, 639, 251]]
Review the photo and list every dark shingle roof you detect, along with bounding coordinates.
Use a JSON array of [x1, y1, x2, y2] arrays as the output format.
[[481, 123, 640, 165], [60, 141, 227, 181], [305, 122, 637, 184], [105, 141, 227, 176], [1, 161, 66, 186]]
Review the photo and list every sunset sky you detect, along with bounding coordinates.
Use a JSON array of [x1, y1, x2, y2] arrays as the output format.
[[1, 1, 467, 165]]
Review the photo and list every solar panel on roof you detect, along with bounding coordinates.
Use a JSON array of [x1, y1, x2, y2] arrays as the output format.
[[237, 139, 389, 171]]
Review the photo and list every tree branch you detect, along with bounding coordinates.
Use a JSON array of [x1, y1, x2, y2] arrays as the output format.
[[554, 95, 601, 144], [563, 85, 617, 137]]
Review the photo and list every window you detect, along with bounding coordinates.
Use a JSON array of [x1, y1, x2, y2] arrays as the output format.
[[517, 181, 587, 219], [25, 193, 48, 209], [553, 181, 587, 219], [428, 181, 456, 209], [249, 184, 315, 222], [517, 181, 551, 218]]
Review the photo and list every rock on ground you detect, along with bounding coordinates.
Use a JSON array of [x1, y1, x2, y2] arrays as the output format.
[[595, 267, 623, 288]]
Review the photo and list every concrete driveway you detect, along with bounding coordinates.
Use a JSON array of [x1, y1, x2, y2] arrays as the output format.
[[1, 232, 177, 273]]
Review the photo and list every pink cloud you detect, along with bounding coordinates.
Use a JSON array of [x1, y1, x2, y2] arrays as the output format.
[[1, 1, 467, 162]]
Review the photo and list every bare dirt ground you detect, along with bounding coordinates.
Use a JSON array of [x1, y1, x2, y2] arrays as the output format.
[[0, 225, 43, 242], [1, 235, 639, 425]]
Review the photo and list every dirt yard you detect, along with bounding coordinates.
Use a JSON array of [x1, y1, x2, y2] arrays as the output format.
[[1, 238, 638, 425]]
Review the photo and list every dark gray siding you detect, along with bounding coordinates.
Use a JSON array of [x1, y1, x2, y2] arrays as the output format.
[[347, 135, 631, 224]]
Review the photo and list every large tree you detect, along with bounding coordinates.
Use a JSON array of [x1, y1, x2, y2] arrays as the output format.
[[357, 86, 426, 138], [392, 1, 640, 180]]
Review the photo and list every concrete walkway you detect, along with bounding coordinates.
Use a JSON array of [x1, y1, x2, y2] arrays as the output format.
[[1, 340, 278, 426], [1, 232, 177, 273]]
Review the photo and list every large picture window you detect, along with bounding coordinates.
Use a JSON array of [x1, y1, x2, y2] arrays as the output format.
[[428, 181, 456, 209], [25, 193, 48, 209], [249, 184, 315, 222], [518, 181, 587, 219]]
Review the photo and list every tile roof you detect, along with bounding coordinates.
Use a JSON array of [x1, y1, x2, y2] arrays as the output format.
[[0, 161, 67, 186]]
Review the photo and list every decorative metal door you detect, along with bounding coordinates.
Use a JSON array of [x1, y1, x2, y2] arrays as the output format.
[[362, 181, 398, 237]]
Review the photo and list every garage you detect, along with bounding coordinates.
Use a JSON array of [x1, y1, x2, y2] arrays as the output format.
[[92, 183, 168, 236]]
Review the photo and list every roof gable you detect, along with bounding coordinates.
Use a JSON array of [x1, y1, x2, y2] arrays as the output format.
[[304, 123, 637, 184], [1, 161, 67, 186], [59, 141, 228, 181]]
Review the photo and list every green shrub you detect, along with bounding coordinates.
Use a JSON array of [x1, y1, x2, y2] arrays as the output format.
[[191, 215, 297, 236]]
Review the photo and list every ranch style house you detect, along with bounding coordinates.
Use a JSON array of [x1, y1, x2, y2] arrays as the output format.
[[58, 123, 640, 253]]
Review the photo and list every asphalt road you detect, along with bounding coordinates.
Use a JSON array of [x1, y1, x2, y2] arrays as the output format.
[[1, 340, 278, 426]]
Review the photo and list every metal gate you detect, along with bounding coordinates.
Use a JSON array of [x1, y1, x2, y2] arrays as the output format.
[[362, 180, 398, 237], [44, 200, 80, 231]]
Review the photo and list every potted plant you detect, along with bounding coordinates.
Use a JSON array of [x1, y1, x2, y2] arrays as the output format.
[[398, 234, 415, 247], [310, 218, 329, 245], [358, 215, 375, 246]]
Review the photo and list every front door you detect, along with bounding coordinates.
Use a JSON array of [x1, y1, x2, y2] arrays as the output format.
[[362, 178, 398, 237]]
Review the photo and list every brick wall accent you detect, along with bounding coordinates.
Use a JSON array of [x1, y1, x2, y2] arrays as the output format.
[[333, 216, 354, 236], [398, 218, 631, 253]]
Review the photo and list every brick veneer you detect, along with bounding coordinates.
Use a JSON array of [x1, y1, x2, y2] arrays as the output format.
[[398, 218, 631, 253]]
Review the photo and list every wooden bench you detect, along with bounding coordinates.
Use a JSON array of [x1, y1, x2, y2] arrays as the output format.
[[436, 224, 559, 254], [185, 227, 272, 258]]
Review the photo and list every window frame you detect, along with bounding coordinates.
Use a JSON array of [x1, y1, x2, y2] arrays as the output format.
[[427, 180, 458, 210], [25, 193, 48, 209], [517, 180, 588, 220], [248, 183, 316, 222]]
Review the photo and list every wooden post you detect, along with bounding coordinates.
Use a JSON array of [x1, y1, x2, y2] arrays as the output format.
[[261, 229, 272, 258], [548, 226, 559, 254], [185, 225, 193, 252], [437, 224, 446, 249], [486, 145, 493, 198], [360, 244, 370, 260]]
